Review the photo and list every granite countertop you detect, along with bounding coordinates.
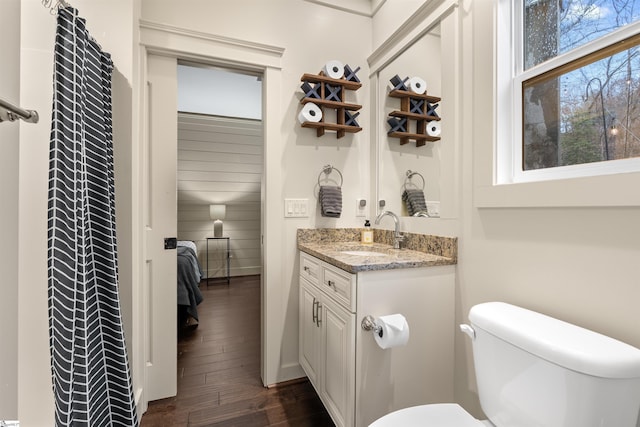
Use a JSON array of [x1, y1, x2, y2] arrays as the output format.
[[297, 228, 457, 274]]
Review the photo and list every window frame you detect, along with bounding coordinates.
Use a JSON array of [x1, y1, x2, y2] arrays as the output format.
[[472, 0, 640, 208], [497, 0, 640, 185]]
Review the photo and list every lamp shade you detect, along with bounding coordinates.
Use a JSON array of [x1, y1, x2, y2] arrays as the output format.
[[209, 204, 226, 220]]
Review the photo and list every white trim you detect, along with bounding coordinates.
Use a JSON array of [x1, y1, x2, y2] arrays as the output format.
[[302, 0, 382, 17], [139, 20, 284, 70], [132, 44, 149, 417], [370, 72, 382, 216], [518, 21, 640, 82], [371, 0, 387, 16], [440, 8, 461, 220], [475, 171, 640, 207], [367, 0, 458, 75], [513, 157, 640, 182], [494, 0, 515, 185]]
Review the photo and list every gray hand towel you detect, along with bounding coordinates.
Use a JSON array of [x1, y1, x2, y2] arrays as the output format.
[[402, 189, 427, 216], [319, 185, 342, 218]]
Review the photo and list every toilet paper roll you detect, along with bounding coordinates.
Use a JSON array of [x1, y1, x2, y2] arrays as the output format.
[[374, 314, 410, 349], [323, 60, 344, 79], [407, 76, 427, 94], [426, 121, 441, 137], [298, 102, 322, 123]]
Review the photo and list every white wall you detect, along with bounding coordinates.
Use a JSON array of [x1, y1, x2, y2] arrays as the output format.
[[17, 3, 57, 424], [370, 0, 640, 418], [177, 113, 263, 277], [0, 0, 20, 420], [371, 0, 427, 50], [142, 0, 373, 386], [453, 0, 640, 417]]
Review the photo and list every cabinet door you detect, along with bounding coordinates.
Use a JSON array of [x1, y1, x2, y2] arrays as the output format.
[[320, 297, 355, 427], [299, 277, 321, 386]]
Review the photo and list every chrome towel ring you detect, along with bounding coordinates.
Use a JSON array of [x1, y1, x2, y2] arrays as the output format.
[[318, 164, 344, 187], [404, 170, 425, 190]]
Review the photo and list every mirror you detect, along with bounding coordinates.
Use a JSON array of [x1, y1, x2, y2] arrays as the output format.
[[376, 23, 442, 218]]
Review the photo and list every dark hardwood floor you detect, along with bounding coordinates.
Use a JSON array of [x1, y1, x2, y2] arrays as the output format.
[[141, 275, 335, 427]]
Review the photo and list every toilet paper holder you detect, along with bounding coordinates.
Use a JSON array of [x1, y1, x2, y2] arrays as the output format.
[[361, 315, 383, 337]]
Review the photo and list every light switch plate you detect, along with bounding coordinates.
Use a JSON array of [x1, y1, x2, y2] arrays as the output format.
[[284, 198, 309, 218]]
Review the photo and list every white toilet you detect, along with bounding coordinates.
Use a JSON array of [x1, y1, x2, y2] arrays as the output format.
[[370, 301, 640, 427]]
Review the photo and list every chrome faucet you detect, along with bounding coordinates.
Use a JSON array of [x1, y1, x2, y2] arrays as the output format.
[[374, 210, 404, 249]]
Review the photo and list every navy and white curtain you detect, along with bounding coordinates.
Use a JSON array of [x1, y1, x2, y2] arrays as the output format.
[[47, 8, 138, 426]]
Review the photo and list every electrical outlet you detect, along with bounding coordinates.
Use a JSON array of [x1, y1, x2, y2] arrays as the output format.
[[356, 198, 367, 217], [426, 201, 440, 217]]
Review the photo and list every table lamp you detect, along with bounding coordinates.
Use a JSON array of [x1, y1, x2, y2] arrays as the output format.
[[209, 204, 226, 237]]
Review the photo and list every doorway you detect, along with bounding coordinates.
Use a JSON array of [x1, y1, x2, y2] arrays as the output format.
[[176, 62, 264, 286], [143, 54, 265, 404], [174, 64, 266, 422], [138, 25, 285, 414]]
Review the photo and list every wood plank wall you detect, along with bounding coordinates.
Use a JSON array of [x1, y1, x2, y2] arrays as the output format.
[[177, 113, 263, 278]]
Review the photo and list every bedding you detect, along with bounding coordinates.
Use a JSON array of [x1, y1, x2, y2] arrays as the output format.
[[177, 240, 197, 255], [177, 243, 204, 321]]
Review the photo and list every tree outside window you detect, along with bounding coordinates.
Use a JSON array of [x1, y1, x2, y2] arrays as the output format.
[[522, 0, 640, 171]]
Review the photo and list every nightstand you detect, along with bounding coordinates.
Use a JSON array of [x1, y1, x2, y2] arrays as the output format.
[[206, 237, 230, 285]]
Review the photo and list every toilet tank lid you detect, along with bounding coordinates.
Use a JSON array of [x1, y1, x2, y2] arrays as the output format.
[[469, 302, 640, 379]]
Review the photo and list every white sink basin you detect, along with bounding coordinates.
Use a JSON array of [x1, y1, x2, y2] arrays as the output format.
[[340, 250, 386, 257]]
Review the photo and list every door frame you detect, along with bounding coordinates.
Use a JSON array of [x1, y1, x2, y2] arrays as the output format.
[[135, 20, 285, 413]]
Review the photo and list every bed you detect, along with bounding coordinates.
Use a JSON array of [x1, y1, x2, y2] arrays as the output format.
[[177, 240, 204, 324]]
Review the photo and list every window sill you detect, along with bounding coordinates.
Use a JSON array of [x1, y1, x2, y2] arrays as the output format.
[[474, 171, 640, 208]]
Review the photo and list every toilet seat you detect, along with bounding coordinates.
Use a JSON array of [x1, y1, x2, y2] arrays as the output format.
[[369, 403, 486, 427]]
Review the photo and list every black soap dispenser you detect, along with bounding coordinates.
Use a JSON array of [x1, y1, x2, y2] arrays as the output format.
[[361, 220, 373, 244]]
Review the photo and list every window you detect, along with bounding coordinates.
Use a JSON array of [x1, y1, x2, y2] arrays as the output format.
[[498, 0, 640, 183]]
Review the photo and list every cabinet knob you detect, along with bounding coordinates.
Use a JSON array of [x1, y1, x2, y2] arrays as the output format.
[[327, 280, 335, 288], [303, 266, 310, 272]]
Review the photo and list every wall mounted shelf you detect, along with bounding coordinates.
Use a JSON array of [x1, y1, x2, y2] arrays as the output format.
[[299, 71, 362, 139], [387, 88, 441, 147], [301, 98, 361, 111], [300, 73, 362, 90]]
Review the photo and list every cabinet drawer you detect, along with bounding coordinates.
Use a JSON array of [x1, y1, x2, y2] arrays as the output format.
[[300, 252, 320, 285], [322, 264, 355, 312]]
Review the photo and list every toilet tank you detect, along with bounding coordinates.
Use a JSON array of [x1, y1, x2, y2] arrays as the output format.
[[467, 302, 640, 427]]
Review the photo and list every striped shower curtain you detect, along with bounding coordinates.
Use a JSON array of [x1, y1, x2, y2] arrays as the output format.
[[47, 8, 138, 426]]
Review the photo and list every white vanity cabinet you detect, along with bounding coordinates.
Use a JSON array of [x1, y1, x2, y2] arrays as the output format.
[[299, 252, 356, 427], [299, 250, 455, 427]]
